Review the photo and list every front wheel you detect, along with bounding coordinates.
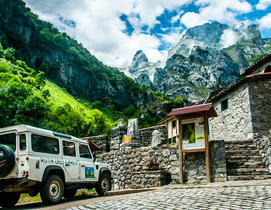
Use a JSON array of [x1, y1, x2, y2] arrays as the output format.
[[0, 192, 20, 208], [40, 175, 64, 204], [95, 173, 111, 196]]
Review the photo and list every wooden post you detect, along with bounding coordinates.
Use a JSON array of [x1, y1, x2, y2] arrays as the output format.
[[204, 111, 211, 183], [177, 116, 183, 184]]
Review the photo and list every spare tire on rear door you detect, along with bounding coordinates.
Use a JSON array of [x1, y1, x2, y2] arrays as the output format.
[[0, 145, 15, 178]]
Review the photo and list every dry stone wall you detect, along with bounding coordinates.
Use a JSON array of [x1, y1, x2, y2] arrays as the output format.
[[254, 134, 271, 173], [83, 135, 109, 153], [97, 140, 227, 189], [138, 125, 167, 147]]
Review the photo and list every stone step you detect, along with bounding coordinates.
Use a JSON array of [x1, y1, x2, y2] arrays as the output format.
[[225, 140, 254, 144], [227, 174, 271, 181], [227, 161, 265, 169], [226, 155, 262, 161], [228, 167, 270, 175], [226, 149, 260, 154], [225, 143, 257, 149]]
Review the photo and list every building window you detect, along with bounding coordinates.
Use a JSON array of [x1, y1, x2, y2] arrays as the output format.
[[221, 99, 228, 112], [172, 120, 176, 128]]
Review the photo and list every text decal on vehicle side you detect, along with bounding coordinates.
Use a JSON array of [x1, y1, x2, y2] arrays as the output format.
[[85, 167, 95, 178]]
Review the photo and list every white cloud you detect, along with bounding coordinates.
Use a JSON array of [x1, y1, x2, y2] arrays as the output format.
[[181, 12, 208, 28], [257, 13, 271, 29], [220, 29, 239, 48], [171, 10, 184, 24], [195, 0, 252, 25], [161, 32, 182, 46], [256, 0, 271, 10], [24, 0, 191, 68]]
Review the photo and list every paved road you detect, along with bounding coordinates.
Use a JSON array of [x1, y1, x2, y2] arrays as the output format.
[[66, 185, 271, 210]]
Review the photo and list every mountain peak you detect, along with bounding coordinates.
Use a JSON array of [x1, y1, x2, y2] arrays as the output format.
[[130, 50, 149, 71]]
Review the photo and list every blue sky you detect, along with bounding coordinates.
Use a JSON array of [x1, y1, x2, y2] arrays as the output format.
[[24, 0, 271, 68]]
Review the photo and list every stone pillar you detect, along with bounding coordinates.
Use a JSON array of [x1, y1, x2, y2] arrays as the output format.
[[110, 118, 127, 151], [122, 118, 140, 149]]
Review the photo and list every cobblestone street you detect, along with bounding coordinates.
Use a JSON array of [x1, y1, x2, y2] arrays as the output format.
[[67, 185, 271, 210]]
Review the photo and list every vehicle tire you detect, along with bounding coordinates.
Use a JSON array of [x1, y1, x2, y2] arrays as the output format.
[[95, 173, 111, 196], [0, 192, 20, 207], [64, 188, 77, 198], [40, 175, 64, 204], [0, 145, 15, 178]]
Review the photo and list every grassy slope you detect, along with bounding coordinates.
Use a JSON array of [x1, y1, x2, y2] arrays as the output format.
[[43, 80, 117, 129]]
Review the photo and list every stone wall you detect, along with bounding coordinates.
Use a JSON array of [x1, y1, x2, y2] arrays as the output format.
[[249, 79, 271, 136], [254, 134, 271, 173], [83, 135, 109, 153], [209, 83, 253, 141], [97, 141, 227, 189], [138, 125, 167, 147]]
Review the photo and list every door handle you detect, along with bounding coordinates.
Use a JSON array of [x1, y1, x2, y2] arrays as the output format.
[[81, 165, 85, 168]]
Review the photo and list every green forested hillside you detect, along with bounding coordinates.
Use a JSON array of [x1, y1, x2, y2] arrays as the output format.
[[0, 45, 184, 135], [0, 45, 113, 137], [0, 0, 154, 109]]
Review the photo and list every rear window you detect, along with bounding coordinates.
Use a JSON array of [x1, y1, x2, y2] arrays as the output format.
[[0, 133, 16, 151], [31, 134, 59, 154]]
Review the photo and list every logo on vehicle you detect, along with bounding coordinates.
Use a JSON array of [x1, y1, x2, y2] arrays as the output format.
[[85, 167, 95, 178]]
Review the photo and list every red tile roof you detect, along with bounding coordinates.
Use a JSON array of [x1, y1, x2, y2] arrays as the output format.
[[167, 103, 213, 117], [241, 54, 271, 76], [208, 72, 271, 102]]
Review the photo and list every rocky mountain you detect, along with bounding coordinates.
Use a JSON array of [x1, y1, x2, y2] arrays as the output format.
[[128, 50, 162, 88], [0, 0, 156, 110], [130, 22, 271, 102]]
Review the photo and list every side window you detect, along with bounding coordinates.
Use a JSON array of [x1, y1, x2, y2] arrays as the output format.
[[31, 134, 59, 154], [63, 141, 76, 157], [221, 99, 228, 112], [172, 120, 176, 128], [19, 134, 26, 151], [79, 144, 92, 159]]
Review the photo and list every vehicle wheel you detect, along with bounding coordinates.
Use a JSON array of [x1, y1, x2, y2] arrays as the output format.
[[64, 188, 77, 198], [0, 192, 20, 207], [40, 175, 64, 204], [0, 145, 15, 178], [95, 173, 111, 196]]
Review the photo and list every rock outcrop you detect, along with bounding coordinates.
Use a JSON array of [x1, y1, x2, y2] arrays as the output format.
[[131, 22, 271, 102]]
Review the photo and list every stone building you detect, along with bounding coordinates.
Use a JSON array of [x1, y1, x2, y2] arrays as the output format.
[[207, 54, 271, 141]]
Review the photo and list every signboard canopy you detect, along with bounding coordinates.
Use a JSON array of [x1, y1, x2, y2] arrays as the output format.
[[167, 103, 217, 118]]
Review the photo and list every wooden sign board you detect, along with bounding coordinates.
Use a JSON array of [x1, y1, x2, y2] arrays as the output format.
[[181, 117, 205, 151], [178, 112, 210, 184]]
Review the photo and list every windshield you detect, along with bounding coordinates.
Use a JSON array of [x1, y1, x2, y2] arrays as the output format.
[[0, 133, 16, 151]]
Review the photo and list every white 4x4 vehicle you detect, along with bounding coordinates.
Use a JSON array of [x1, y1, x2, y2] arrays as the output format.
[[0, 125, 111, 207]]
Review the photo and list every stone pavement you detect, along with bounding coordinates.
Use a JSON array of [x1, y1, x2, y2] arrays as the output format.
[[66, 180, 271, 210]]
